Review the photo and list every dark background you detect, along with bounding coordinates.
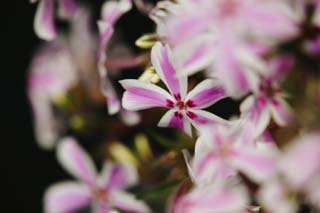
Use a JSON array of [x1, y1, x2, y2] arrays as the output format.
[[2, 0, 67, 212], [2, 0, 155, 212]]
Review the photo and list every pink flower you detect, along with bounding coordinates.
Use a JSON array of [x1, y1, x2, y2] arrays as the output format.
[[97, 0, 132, 114], [259, 132, 320, 212], [239, 56, 294, 139], [120, 42, 227, 136], [28, 39, 78, 149], [191, 125, 277, 184], [44, 137, 151, 213], [31, 0, 78, 41], [174, 181, 249, 213], [154, 0, 298, 98]]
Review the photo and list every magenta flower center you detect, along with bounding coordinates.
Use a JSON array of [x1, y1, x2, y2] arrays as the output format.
[[217, 0, 240, 21], [92, 187, 108, 202]]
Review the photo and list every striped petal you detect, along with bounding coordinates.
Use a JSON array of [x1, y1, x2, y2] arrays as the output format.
[[99, 163, 138, 190], [151, 42, 187, 100], [230, 147, 277, 183], [120, 79, 174, 110], [33, 0, 56, 41], [269, 97, 293, 127], [186, 109, 227, 128], [175, 184, 248, 213], [110, 190, 151, 213], [57, 138, 97, 185], [158, 109, 192, 136], [185, 79, 226, 109], [44, 181, 92, 213]]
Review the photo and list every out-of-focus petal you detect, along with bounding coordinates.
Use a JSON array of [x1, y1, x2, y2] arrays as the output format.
[[57, 0, 77, 18], [158, 109, 192, 136], [120, 79, 174, 110], [174, 34, 214, 76], [243, 1, 298, 40], [57, 138, 97, 184], [151, 42, 187, 99], [258, 180, 297, 213], [175, 184, 248, 213], [34, 0, 56, 41], [280, 133, 320, 189], [99, 163, 138, 190], [269, 97, 293, 127], [110, 190, 151, 213], [101, 0, 132, 25], [213, 37, 250, 98], [185, 79, 226, 109], [240, 95, 271, 139], [119, 109, 141, 126], [230, 147, 277, 183], [44, 181, 92, 213]]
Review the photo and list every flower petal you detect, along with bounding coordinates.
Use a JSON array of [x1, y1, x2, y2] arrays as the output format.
[[99, 163, 138, 190], [280, 133, 320, 189], [185, 79, 226, 109], [120, 79, 174, 110], [230, 147, 277, 183], [269, 97, 293, 127], [212, 36, 250, 98], [44, 181, 92, 213], [101, 0, 132, 24], [57, 0, 77, 18], [151, 42, 187, 100], [110, 190, 151, 213], [175, 184, 248, 213], [57, 137, 97, 184], [186, 109, 227, 128], [158, 109, 192, 136], [258, 180, 297, 213], [33, 0, 56, 41], [240, 95, 271, 139]]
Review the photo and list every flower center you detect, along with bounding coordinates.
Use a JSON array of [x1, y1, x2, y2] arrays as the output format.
[[176, 101, 186, 110], [259, 81, 283, 98], [217, 0, 240, 21], [92, 187, 108, 202]]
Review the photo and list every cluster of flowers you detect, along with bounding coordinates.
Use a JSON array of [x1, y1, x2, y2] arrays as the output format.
[[28, 0, 320, 212]]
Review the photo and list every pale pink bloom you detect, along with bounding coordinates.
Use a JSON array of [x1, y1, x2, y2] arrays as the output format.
[[155, 0, 298, 98], [44, 137, 150, 213], [259, 132, 320, 212], [191, 125, 277, 184], [28, 40, 78, 149], [258, 179, 297, 213], [174, 180, 249, 213], [239, 56, 294, 139], [120, 42, 227, 136], [97, 0, 132, 115], [31, 0, 78, 41]]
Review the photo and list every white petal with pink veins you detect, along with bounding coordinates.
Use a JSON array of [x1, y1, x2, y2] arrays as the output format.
[[120, 79, 174, 110], [151, 42, 187, 100], [57, 138, 97, 185], [44, 181, 92, 213]]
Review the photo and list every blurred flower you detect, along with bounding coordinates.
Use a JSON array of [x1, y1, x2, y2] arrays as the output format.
[[153, 0, 298, 98], [190, 125, 277, 184], [120, 42, 227, 136], [239, 56, 294, 139], [174, 180, 248, 213], [31, 0, 78, 41], [44, 137, 150, 213], [97, 0, 132, 115], [259, 132, 320, 212], [28, 39, 77, 149]]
